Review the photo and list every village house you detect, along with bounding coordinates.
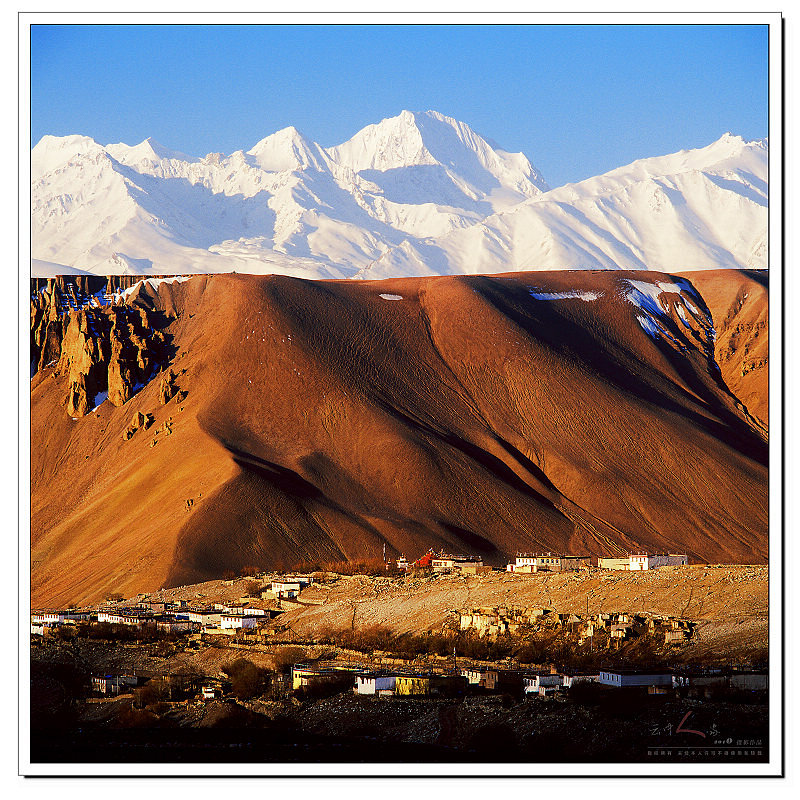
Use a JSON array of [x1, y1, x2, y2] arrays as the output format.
[[31, 611, 65, 626], [523, 673, 563, 695], [429, 674, 469, 697], [219, 613, 258, 630], [138, 600, 166, 614], [561, 672, 600, 689], [507, 553, 589, 573], [597, 668, 673, 689], [597, 557, 631, 570], [156, 617, 192, 634], [270, 581, 302, 600], [599, 554, 688, 570], [284, 575, 314, 588], [431, 554, 483, 573], [188, 608, 222, 626], [460, 667, 499, 690], [91, 674, 146, 695], [664, 628, 689, 644], [354, 672, 398, 696], [730, 672, 768, 691], [628, 554, 688, 570], [458, 562, 492, 575], [395, 674, 431, 696], [291, 663, 359, 691], [96, 609, 153, 626], [227, 605, 268, 617]]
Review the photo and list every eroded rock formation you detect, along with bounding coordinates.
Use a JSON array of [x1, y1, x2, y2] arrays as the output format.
[[31, 283, 169, 416]]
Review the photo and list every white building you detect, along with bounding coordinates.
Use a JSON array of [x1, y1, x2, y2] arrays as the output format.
[[31, 612, 64, 626], [432, 554, 483, 573], [628, 554, 688, 570], [598, 669, 673, 688], [227, 606, 268, 617], [97, 610, 151, 626], [600, 554, 688, 571], [507, 555, 536, 573], [523, 673, 563, 694], [354, 673, 398, 695], [220, 613, 258, 630], [188, 609, 222, 626], [271, 581, 301, 599], [561, 672, 599, 689]]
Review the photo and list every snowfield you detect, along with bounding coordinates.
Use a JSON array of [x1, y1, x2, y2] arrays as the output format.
[[31, 111, 767, 278]]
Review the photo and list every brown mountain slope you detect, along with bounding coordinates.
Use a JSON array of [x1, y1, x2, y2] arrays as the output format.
[[30, 270, 768, 606], [678, 269, 768, 427]]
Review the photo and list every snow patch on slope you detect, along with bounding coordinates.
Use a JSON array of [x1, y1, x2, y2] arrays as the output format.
[[529, 289, 603, 301]]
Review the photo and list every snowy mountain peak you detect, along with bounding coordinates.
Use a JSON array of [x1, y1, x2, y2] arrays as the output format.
[[247, 125, 330, 173], [328, 109, 548, 198], [31, 134, 104, 181], [105, 137, 192, 166]]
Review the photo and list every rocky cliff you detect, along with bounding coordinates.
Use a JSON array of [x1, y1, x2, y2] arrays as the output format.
[[31, 278, 171, 416]]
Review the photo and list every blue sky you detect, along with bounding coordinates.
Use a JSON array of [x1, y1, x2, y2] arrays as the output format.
[[30, 24, 768, 188]]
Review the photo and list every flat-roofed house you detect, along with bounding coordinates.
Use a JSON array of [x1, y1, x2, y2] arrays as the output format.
[[188, 609, 222, 627], [523, 673, 562, 694], [354, 673, 398, 695], [31, 612, 64, 626], [395, 675, 431, 696], [561, 672, 600, 689], [91, 674, 146, 695], [96, 610, 152, 626], [598, 557, 630, 570], [601, 554, 688, 571], [598, 669, 673, 688], [509, 554, 589, 573], [431, 554, 483, 573], [628, 554, 688, 570], [461, 668, 499, 690], [291, 663, 358, 691], [156, 617, 192, 633], [219, 613, 258, 630], [271, 581, 302, 599]]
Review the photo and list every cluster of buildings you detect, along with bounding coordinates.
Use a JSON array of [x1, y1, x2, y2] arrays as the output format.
[[31, 576, 319, 638], [30, 600, 197, 635], [290, 661, 766, 700], [395, 550, 689, 576], [506, 552, 688, 573], [396, 550, 491, 575], [457, 606, 694, 645]]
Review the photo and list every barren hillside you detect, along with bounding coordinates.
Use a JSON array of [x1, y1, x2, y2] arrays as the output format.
[[31, 270, 768, 606]]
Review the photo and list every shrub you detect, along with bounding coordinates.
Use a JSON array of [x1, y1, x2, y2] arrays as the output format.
[[221, 657, 269, 700], [240, 565, 261, 578], [273, 647, 306, 674], [244, 579, 262, 597], [134, 678, 170, 709]]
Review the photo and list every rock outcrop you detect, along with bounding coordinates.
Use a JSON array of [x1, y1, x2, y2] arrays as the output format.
[[122, 411, 154, 441], [39, 302, 168, 417]]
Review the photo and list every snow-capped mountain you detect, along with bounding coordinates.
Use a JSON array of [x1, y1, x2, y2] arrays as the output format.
[[31, 111, 767, 278], [366, 133, 768, 278]]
